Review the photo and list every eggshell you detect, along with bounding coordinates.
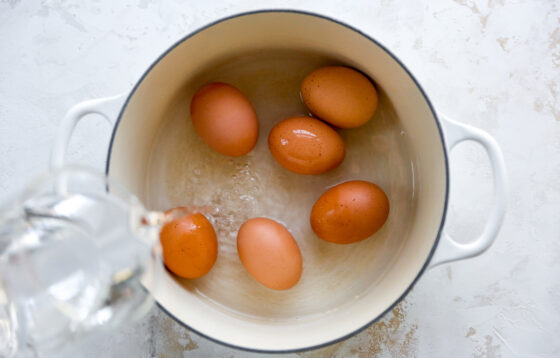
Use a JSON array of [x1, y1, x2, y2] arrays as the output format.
[[268, 116, 345, 175], [301, 66, 378, 128], [190, 82, 259, 156], [160, 212, 218, 278], [310, 180, 389, 244], [237, 218, 303, 290]]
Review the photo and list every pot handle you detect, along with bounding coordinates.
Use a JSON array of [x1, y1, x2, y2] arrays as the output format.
[[50, 94, 127, 168], [429, 114, 507, 268]]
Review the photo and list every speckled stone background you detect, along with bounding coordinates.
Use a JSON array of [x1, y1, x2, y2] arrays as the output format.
[[1, 0, 559, 357]]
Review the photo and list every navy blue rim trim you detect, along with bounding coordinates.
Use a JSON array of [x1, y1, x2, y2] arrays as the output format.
[[107, 9, 449, 354]]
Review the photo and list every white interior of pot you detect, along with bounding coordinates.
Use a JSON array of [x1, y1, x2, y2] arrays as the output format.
[[108, 11, 447, 351]]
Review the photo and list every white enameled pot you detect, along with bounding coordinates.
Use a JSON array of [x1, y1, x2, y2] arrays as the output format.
[[51, 10, 507, 353]]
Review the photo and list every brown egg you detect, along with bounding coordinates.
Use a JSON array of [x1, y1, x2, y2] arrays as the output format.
[[301, 66, 378, 128], [310, 180, 389, 244], [237, 218, 303, 290], [190, 82, 258, 156], [268, 116, 345, 175], [160, 213, 218, 278]]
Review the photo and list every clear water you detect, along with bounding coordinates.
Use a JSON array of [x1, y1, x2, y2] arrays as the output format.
[[146, 50, 416, 320], [0, 188, 154, 355]]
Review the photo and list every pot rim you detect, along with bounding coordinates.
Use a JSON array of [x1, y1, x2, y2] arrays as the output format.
[[105, 9, 450, 353]]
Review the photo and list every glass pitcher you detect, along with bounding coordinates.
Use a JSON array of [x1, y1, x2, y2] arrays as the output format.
[[0, 166, 167, 358]]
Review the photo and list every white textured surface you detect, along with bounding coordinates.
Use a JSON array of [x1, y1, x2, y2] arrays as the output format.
[[1, 0, 559, 357]]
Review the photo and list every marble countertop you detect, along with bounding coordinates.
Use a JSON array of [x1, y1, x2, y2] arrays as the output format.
[[1, 0, 558, 357]]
